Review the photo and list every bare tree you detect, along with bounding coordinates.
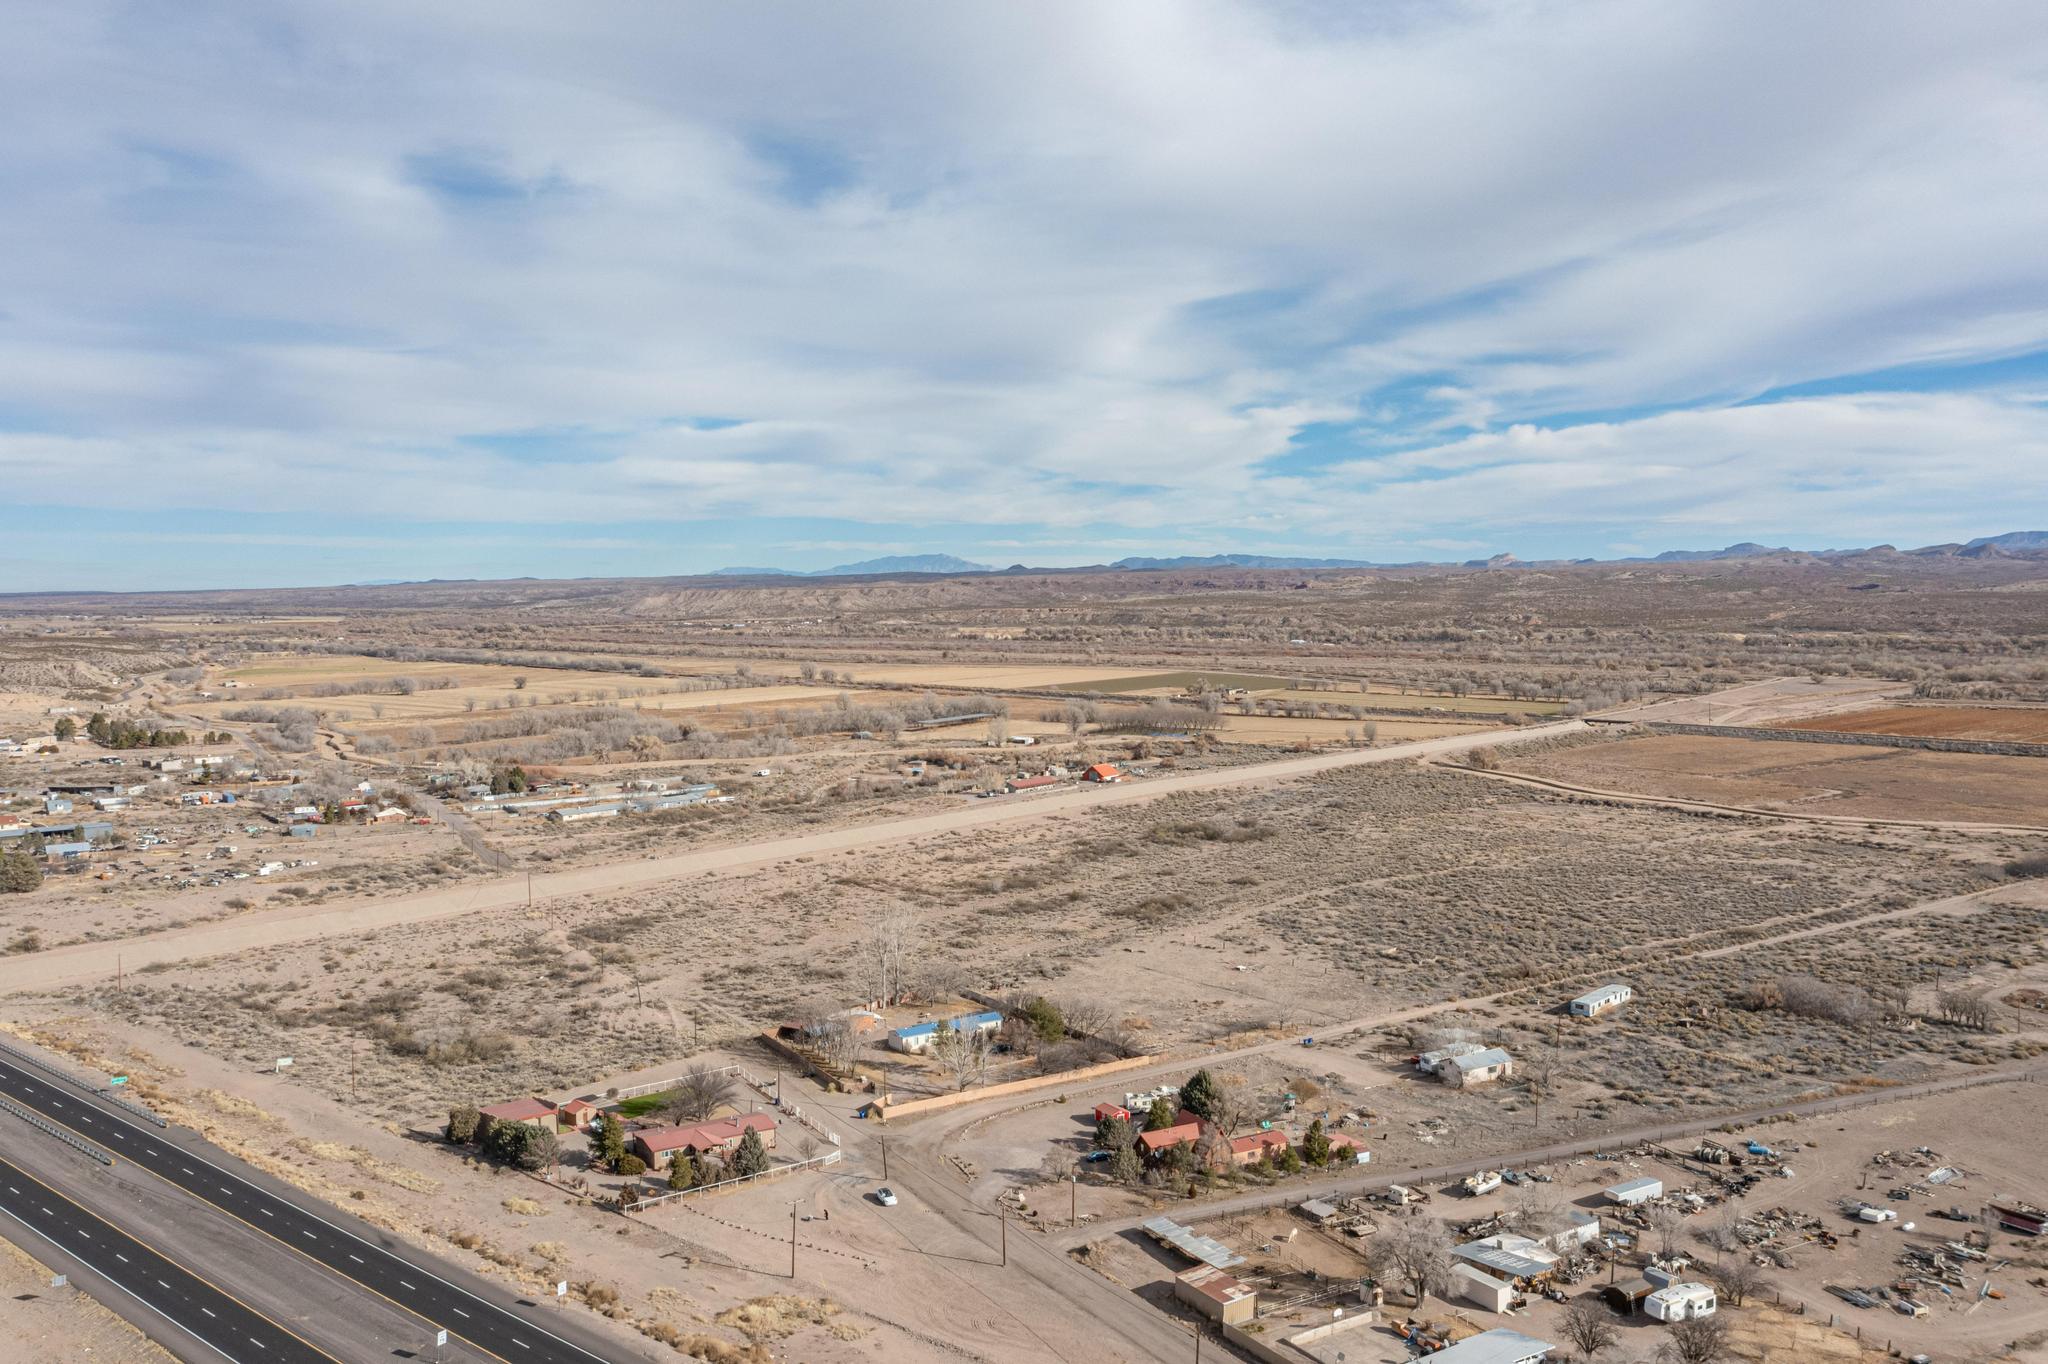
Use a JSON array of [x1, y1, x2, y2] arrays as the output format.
[[858, 913, 915, 1007], [1368, 1219, 1454, 1307], [1708, 1258, 1765, 1308], [1560, 1295, 1617, 1362], [663, 1065, 736, 1123], [987, 716, 1011, 746], [927, 1023, 994, 1091], [1645, 1202, 1684, 1259], [1660, 1314, 1730, 1364]]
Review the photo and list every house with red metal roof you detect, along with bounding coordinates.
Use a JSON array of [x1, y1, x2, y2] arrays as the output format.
[[630, 1113, 777, 1170], [478, 1097, 558, 1133]]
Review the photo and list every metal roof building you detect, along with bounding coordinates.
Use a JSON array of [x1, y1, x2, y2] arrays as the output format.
[[1425, 1329, 1556, 1364], [1142, 1216, 1245, 1269]]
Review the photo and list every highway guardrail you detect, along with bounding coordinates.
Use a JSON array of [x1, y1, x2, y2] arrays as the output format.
[[0, 1094, 114, 1166], [0, 1035, 167, 1128]]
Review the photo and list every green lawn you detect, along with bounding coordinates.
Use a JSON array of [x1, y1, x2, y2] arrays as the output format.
[[613, 1090, 674, 1119]]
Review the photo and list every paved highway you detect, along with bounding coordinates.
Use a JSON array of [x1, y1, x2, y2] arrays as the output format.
[[0, 1153, 332, 1363], [0, 1056, 619, 1364]]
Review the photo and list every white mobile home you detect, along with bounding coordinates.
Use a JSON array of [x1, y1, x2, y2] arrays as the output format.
[[1604, 1176, 1663, 1206], [1570, 983, 1634, 1017]]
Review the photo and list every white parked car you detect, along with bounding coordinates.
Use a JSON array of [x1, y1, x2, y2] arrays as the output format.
[[875, 1187, 898, 1207]]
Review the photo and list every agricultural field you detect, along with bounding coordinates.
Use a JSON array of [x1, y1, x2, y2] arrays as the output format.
[[1498, 732, 2048, 826], [1787, 704, 2048, 743]]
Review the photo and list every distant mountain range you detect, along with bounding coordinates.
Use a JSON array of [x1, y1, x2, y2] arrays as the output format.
[[712, 553, 994, 578], [708, 534, 2048, 579]]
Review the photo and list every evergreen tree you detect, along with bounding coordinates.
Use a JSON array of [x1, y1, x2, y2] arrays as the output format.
[[728, 1128, 769, 1178], [593, 1111, 626, 1170], [1144, 1096, 1178, 1131], [53, 717, 76, 741], [1093, 1115, 1134, 1151], [666, 1154, 696, 1191], [445, 1104, 481, 1143], [1179, 1069, 1222, 1122], [0, 849, 41, 895], [1108, 1146, 1143, 1185], [1302, 1118, 1331, 1167]]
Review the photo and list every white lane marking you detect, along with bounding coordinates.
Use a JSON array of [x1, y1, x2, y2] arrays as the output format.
[[115, 1253, 129, 1263], [201, 1307, 216, 1318], [399, 1280, 417, 1291], [14, 1081, 612, 1364], [157, 1279, 171, 1290], [453, 1308, 469, 1318], [347, 1253, 363, 1264], [258, 1207, 273, 1217]]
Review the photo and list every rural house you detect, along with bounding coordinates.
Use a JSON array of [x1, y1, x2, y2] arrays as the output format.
[[1569, 983, 1634, 1017], [1082, 763, 1124, 783], [1440, 1047, 1514, 1087], [1137, 1119, 1204, 1159], [1415, 1041, 1488, 1074], [556, 1098, 600, 1130], [629, 1114, 777, 1170], [887, 1011, 1003, 1054], [1228, 1130, 1289, 1166], [478, 1097, 558, 1133]]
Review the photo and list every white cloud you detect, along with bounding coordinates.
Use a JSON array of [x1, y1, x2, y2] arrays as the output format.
[[2, 0, 2046, 561]]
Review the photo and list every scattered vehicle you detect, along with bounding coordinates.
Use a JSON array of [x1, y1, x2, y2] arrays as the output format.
[[875, 1187, 899, 1207], [1855, 1206, 1898, 1224], [1461, 1171, 1503, 1197]]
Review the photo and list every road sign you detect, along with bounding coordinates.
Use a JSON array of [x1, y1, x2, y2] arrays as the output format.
[[108, 1075, 128, 1086], [50, 1274, 67, 1288], [435, 1329, 448, 1347], [275, 1057, 293, 1073], [555, 1280, 568, 1297]]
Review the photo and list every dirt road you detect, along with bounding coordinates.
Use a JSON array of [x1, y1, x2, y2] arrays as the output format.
[[0, 721, 1581, 994]]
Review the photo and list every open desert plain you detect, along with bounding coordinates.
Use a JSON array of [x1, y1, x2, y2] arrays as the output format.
[[0, 555, 2044, 1364], [10, 5, 2048, 1363]]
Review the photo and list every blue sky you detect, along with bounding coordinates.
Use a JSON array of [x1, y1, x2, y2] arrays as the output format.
[[3, 1, 2047, 590]]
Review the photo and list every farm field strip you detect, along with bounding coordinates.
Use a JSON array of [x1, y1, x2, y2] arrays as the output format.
[[1784, 704, 2048, 742]]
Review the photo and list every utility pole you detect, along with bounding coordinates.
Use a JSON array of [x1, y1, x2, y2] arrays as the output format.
[[790, 1203, 798, 1279], [1000, 1204, 1007, 1267], [881, 1137, 888, 1180], [349, 1038, 357, 1100]]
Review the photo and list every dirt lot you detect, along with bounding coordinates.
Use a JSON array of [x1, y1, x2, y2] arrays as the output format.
[[0, 1236, 177, 1364], [1788, 705, 2048, 744], [1502, 732, 2048, 826], [55, 760, 2036, 1130]]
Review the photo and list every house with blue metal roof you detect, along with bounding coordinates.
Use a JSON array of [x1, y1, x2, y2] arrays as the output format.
[[887, 1010, 1003, 1054]]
